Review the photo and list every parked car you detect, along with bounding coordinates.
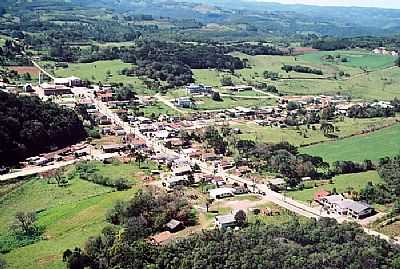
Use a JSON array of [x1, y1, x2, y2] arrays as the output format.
[[0, 166, 10, 175]]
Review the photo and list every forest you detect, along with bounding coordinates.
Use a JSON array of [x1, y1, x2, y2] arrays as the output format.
[[0, 92, 86, 166], [64, 216, 400, 269]]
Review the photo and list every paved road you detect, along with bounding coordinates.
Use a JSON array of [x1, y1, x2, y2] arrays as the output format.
[[0, 152, 119, 182]]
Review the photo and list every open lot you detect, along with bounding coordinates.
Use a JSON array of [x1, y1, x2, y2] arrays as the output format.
[[0, 160, 157, 269], [300, 123, 400, 163]]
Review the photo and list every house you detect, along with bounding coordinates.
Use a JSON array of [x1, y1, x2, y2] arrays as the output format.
[[102, 144, 126, 153], [314, 190, 330, 203], [320, 195, 374, 219], [54, 76, 83, 87], [222, 85, 253, 92], [97, 91, 113, 102], [209, 187, 235, 199], [215, 214, 237, 229], [172, 164, 192, 176], [201, 153, 222, 162], [41, 83, 72, 96], [163, 176, 189, 189], [165, 219, 184, 233], [130, 137, 147, 150], [268, 178, 286, 191], [186, 84, 213, 95], [176, 97, 193, 108]]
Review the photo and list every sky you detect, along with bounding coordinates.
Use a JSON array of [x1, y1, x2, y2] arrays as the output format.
[[257, 0, 400, 9]]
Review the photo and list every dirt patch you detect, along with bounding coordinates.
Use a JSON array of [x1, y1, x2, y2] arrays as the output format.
[[36, 255, 59, 267], [9, 66, 40, 76]]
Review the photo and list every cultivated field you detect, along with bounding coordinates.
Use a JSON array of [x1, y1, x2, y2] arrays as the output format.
[[300, 123, 400, 163]]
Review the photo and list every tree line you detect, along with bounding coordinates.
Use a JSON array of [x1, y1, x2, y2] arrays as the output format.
[[63, 216, 400, 269]]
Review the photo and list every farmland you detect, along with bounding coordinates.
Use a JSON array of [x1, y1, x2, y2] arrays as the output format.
[[286, 171, 384, 203], [0, 160, 157, 269], [300, 123, 400, 163], [193, 50, 400, 100]]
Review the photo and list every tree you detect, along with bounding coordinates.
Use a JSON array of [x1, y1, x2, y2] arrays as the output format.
[[0, 256, 5, 269], [234, 210, 247, 227], [320, 121, 335, 136], [211, 91, 222, 101], [12, 211, 38, 236], [220, 76, 233, 86]]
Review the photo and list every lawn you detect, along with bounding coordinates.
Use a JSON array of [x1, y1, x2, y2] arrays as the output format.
[[233, 117, 400, 146], [1, 161, 153, 269], [286, 171, 384, 203], [44, 60, 150, 94], [192, 96, 276, 111], [300, 123, 400, 163]]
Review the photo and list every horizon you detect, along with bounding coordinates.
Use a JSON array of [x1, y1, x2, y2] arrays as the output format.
[[254, 0, 400, 9]]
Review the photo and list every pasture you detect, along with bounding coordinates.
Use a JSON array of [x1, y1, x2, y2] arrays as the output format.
[[194, 50, 400, 100], [300, 123, 400, 163], [0, 160, 156, 269], [299, 50, 396, 71]]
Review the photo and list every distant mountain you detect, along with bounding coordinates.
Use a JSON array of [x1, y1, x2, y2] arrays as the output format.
[[2, 0, 400, 38]]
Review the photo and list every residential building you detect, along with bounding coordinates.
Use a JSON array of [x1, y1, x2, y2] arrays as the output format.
[[209, 187, 235, 199], [163, 176, 189, 188], [176, 97, 193, 108], [215, 214, 237, 229]]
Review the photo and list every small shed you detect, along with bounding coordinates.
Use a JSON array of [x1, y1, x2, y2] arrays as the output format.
[[165, 219, 184, 233]]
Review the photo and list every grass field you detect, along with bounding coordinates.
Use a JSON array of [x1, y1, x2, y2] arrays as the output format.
[[192, 96, 276, 110], [0, 161, 155, 269], [193, 50, 400, 100], [233, 117, 400, 146], [139, 102, 181, 116], [300, 123, 400, 163], [300, 50, 395, 71], [286, 171, 384, 203], [45, 60, 151, 94]]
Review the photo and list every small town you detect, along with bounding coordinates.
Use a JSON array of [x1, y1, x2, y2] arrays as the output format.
[[1, 1, 400, 268]]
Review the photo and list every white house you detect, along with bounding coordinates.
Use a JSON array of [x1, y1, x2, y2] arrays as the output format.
[[209, 187, 235, 199], [215, 214, 237, 229]]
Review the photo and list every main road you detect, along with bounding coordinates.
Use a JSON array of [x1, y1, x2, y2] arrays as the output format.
[[92, 97, 398, 245]]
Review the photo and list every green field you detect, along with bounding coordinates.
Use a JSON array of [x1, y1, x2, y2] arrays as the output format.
[[192, 96, 276, 110], [138, 102, 181, 116], [0, 161, 156, 269], [300, 50, 395, 71], [193, 50, 400, 100], [286, 171, 384, 202], [234, 117, 400, 146], [300, 123, 400, 163], [45, 60, 151, 94]]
